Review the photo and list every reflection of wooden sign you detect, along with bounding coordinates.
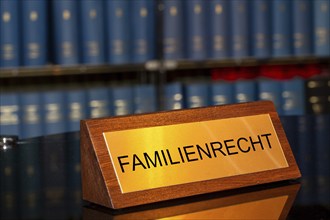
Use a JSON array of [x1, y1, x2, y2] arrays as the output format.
[[80, 101, 301, 209], [83, 182, 300, 219]]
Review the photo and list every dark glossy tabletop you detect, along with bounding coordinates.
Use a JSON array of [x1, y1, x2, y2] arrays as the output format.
[[0, 132, 329, 220]]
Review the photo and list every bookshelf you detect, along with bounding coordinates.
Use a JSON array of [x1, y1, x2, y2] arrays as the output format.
[[0, 62, 160, 78], [161, 57, 330, 71], [0, 0, 329, 130], [0, 57, 329, 79]]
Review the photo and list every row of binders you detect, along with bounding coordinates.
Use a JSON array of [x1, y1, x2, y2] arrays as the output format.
[[0, 82, 157, 139], [1, 0, 329, 68], [1, 64, 329, 139]]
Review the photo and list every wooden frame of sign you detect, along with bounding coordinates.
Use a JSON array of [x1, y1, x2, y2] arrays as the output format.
[[80, 101, 300, 209]]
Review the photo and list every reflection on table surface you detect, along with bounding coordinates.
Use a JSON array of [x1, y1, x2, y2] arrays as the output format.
[[84, 182, 299, 220], [0, 132, 329, 219]]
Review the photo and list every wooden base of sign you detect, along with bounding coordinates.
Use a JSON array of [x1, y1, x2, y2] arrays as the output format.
[[80, 101, 301, 209]]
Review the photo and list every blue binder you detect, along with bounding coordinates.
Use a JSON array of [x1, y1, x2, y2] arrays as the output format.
[[229, 0, 250, 58], [258, 78, 282, 115], [184, 82, 210, 108], [208, 0, 229, 59], [164, 82, 184, 110], [292, 0, 312, 56], [41, 88, 66, 135], [80, 0, 105, 64], [112, 85, 134, 116], [211, 81, 235, 105], [163, 0, 184, 60], [234, 80, 257, 103], [87, 86, 111, 118], [105, 0, 130, 64], [52, 0, 79, 65], [0, 0, 19, 68], [271, 0, 292, 57], [134, 84, 157, 113], [131, 0, 155, 63], [20, 91, 43, 139], [0, 91, 20, 137], [185, 0, 207, 60], [251, 0, 271, 58], [21, 0, 48, 66], [66, 87, 87, 132], [281, 77, 305, 116], [313, 0, 330, 57]]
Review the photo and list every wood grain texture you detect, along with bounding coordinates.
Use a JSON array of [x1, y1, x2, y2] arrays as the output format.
[[80, 101, 301, 209], [80, 122, 113, 208]]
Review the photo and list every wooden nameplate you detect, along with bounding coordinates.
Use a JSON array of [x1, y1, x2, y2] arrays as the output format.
[[80, 101, 301, 209]]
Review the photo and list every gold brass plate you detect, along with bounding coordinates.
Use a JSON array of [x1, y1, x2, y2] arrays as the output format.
[[103, 114, 288, 193]]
